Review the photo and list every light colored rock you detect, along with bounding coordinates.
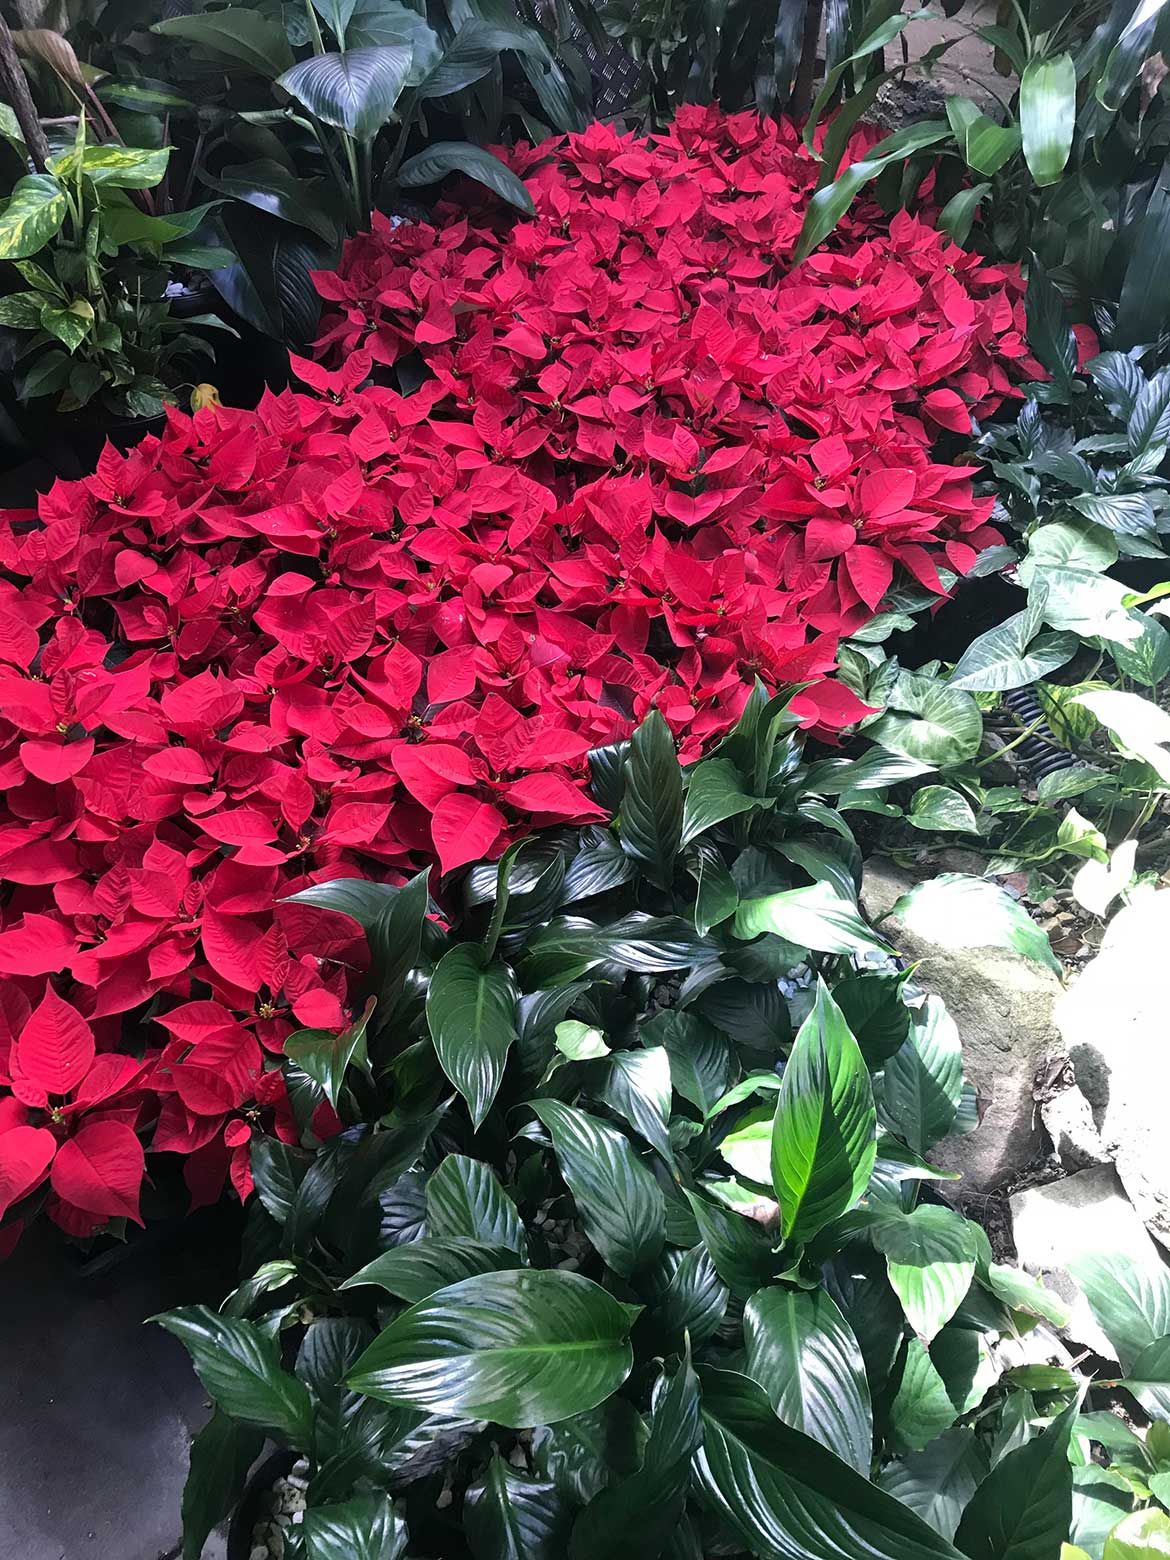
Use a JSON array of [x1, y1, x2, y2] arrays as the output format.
[[1056, 890, 1170, 1250], [1041, 1083, 1110, 1173], [862, 858, 1063, 1194], [1010, 1166, 1156, 1358]]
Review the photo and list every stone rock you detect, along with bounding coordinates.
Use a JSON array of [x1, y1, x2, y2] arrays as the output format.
[[1055, 890, 1170, 1251], [1010, 1165, 1163, 1359], [861, 857, 1063, 1195], [1040, 1082, 1110, 1173]]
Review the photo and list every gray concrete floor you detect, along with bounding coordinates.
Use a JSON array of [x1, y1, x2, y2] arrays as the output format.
[[0, 1225, 233, 1560]]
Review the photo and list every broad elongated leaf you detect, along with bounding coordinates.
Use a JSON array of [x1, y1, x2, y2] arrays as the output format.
[[283, 877, 398, 929], [744, 1286, 872, 1473], [1104, 1509, 1170, 1557], [346, 1269, 637, 1427], [695, 1368, 964, 1560], [397, 142, 535, 215], [426, 946, 517, 1129], [284, 997, 373, 1108], [883, 996, 963, 1154], [1067, 1247, 1170, 1371], [0, 174, 67, 260], [891, 1339, 958, 1453], [180, 1411, 263, 1560], [946, 96, 1020, 176], [872, 1206, 979, 1343], [1115, 1334, 1170, 1417], [890, 874, 1060, 974], [596, 1046, 673, 1165], [419, 20, 531, 99], [955, 1401, 1077, 1560], [155, 1307, 313, 1446], [278, 46, 412, 140], [425, 1153, 528, 1254], [646, 1010, 735, 1115], [682, 757, 761, 845], [1025, 254, 1078, 392], [734, 880, 890, 956], [771, 981, 877, 1244], [531, 1099, 665, 1276], [794, 122, 951, 263], [619, 708, 683, 889], [833, 970, 913, 1070], [48, 142, 169, 189], [302, 1492, 407, 1560], [1020, 54, 1076, 186], [152, 8, 293, 75], [342, 1238, 522, 1302], [880, 1431, 989, 1544], [465, 1454, 570, 1560], [684, 1190, 779, 1300], [532, 1399, 648, 1505], [647, 1245, 729, 1350]]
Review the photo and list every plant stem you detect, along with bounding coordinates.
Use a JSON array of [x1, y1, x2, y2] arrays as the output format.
[[0, 12, 49, 170], [342, 132, 364, 230], [974, 709, 1051, 769], [304, 0, 326, 55]]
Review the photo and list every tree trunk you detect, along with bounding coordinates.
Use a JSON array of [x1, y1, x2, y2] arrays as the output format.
[[0, 12, 48, 170]]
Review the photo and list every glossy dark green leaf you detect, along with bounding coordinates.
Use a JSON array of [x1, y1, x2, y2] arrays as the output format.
[[342, 1238, 522, 1302], [645, 1009, 736, 1116], [532, 1099, 665, 1276], [278, 46, 413, 140], [872, 1206, 979, 1342], [883, 996, 964, 1154], [1067, 1246, 1170, 1371], [419, 19, 531, 100], [880, 1431, 989, 1543], [1019, 54, 1076, 186], [596, 1046, 674, 1165], [250, 1137, 314, 1226], [646, 1244, 729, 1349], [832, 970, 913, 1069], [891, 1339, 958, 1453], [155, 1307, 314, 1446], [954, 1401, 1076, 1560], [771, 981, 877, 1244], [682, 757, 761, 846], [690, 840, 740, 935], [520, 914, 704, 987], [937, 183, 991, 247], [425, 1153, 528, 1255], [367, 866, 430, 1020], [532, 1399, 648, 1505], [465, 1454, 570, 1560], [152, 8, 294, 75], [1025, 253, 1077, 393], [426, 945, 517, 1129], [297, 1317, 374, 1465], [569, 1355, 700, 1560], [695, 1367, 964, 1559], [1116, 166, 1170, 350], [283, 877, 398, 929], [684, 1189, 778, 1300], [734, 880, 889, 956], [346, 1269, 637, 1427], [397, 142, 535, 215], [744, 1286, 872, 1473], [284, 997, 373, 1109], [180, 1411, 262, 1560], [794, 122, 950, 263], [303, 1491, 408, 1560], [620, 708, 683, 889]]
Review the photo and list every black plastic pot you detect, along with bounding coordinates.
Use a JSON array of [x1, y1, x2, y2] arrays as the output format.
[[228, 1450, 294, 1560], [5, 397, 167, 482]]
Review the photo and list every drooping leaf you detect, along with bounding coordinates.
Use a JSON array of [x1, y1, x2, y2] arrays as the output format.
[[770, 981, 877, 1245], [647, 1245, 729, 1350], [465, 1453, 570, 1560], [180, 1411, 263, 1560], [152, 8, 294, 75], [1067, 1247, 1170, 1371], [794, 122, 951, 264], [695, 1367, 964, 1560], [954, 1400, 1077, 1560], [342, 1238, 523, 1303], [531, 1099, 665, 1276], [744, 1286, 872, 1473], [646, 1010, 736, 1116], [734, 880, 890, 956], [424, 1154, 528, 1255], [532, 1399, 648, 1505], [889, 874, 1060, 974], [278, 46, 413, 140], [872, 1205, 979, 1342], [302, 1491, 408, 1560], [1019, 54, 1076, 186], [154, 1307, 314, 1446], [595, 1046, 673, 1165], [284, 997, 373, 1108], [0, 174, 67, 260], [684, 1189, 779, 1300], [426, 946, 517, 1130], [397, 142, 535, 214], [682, 757, 761, 845], [883, 996, 964, 1154], [346, 1269, 637, 1427], [880, 1431, 989, 1543]]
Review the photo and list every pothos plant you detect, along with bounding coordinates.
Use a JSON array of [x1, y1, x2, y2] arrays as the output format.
[[156, 690, 1145, 1560]]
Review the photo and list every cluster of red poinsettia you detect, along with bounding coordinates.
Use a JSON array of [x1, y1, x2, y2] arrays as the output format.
[[0, 106, 1041, 1244]]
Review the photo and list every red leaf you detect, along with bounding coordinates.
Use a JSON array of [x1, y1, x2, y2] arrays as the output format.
[[198, 808, 279, 847], [50, 1120, 145, 1224], [0, 1125, 56, 1219], [16, 986, 95, 1095], [430, 793, 505, 874], [19, 738, 95, 783], [0, 913, 77, 976], [503, 773, 605, 821]]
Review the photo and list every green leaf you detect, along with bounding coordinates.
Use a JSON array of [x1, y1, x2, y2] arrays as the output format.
[[152, 8, 294, 75], [891, 1338, 958, 1453], [154, 1307, 314, 1446], [40, 303, 90, 353], [647, 1010, 735, 1116], [872, 1206, 979, 1342], [465, 1453, 570, 1560], [302, 1492, 408, 1560], [869, 673, 983, 766], [1127, 367, 1170, 460], [531, 1099, 665, 1276], [0, 290, 46, 328], [889, 874, 1060, 974], [0, 174, 67, 260], [883, 996, 963, 1154], [532, 1400, 647, 1505], [426, 946, 517, 1130], [770, 981, 877, 1245], [1073, 690, 1170, 786], [1025, 254, 1077, 392], [278, 46, 413, 141], [568, 1355, 700, 1560], [682, 757, 761, 845], [985, 1261, 1070, 1328], [180, 1411, 262, 1560], [1067, 1247, 1170, 1372], [744, 1286, 872, 1473], [734, 879, 890, 956], [199, 161, 339, 245], [832, 970, 913, 1070], [284, 997, 373, 1108], [690, 840, 740, 935], [555, 1020, 609, 1061], [283, 877, 399, 929], [946, 96, 1020, 176], [346, 1269, 637, 1427], [695, 1367, 964, 1560], [347, 0, 440, 63], [618, 708, 683, 889], [48, 143, 169, 189], [949, 611, 1077, 692], [596, 1046, 673, 1165], [1104, 1509, 1170, 1558], [397, 142, 536, 215], [419, 19, 530, 98], [955, 1400, 1077, 1560], [1117, 1335, 1170, 1417], [250, 1137, 313, 1226], [907, 786, 979, 833], [684, 1190, 779, 1300], [425, 1153, 528, 1255], [647, 1245, 729, 1350], [367, 866, 431, 1021], [719, 1104, 774, 1184], [794, 122, 951, 264], [880, 1431, 989, 1544], [1019, 54, 1076, 186], [342, 1238, 522, 1303], [938, 183, 992, 247]]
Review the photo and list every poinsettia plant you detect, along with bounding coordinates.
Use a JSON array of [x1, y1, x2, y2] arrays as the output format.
[[156, 698, 1170, 1560]]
